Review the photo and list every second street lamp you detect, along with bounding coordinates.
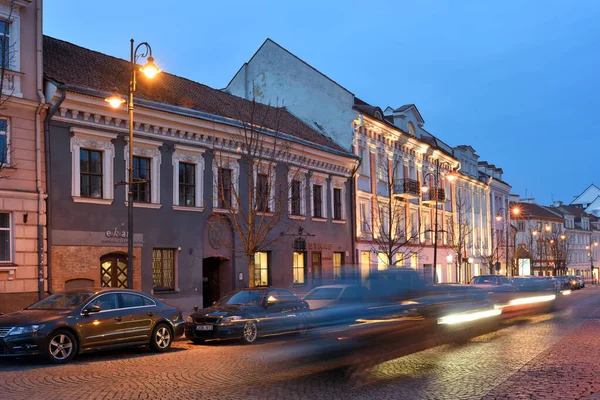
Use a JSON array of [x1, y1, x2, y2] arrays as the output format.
[[105, 39, 161, 288], [496, 206, 519, 276], [421, 160, 456, 283]]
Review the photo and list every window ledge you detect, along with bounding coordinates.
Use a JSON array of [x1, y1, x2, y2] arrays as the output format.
[[312, 217, 328, 223], [0, 165, 16, 173], [0, 265, 18, 271], [172, 205, 204, 212], [289, 215, 306, 220], [332, 219, 347, 224], [124, 202, 163, 209], [73, 197, 113, 205], [213, 208, 236, 214], [257, 212, 274, 217]]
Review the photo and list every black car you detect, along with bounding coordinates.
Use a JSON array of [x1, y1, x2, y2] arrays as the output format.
[[0, 288, 184, 363], [185, 288, 309, 344]]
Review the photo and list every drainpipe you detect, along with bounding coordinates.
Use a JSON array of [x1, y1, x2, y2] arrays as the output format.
[[35, 0, 45, 300], [43, 87, 66, 297], [351, 115, 365, 271]]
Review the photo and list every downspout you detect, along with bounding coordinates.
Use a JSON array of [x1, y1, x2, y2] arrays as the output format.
[[43, 87, 66, 296], [351, 115, 365, 269], [35, 0, 45, 300]]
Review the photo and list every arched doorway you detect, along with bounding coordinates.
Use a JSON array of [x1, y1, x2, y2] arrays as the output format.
[[100, 253, 128, 288]]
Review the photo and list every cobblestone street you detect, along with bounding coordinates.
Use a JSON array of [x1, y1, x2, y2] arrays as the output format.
[[1, 288, 599, 400]]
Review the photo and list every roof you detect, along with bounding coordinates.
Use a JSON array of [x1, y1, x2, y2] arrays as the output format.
[[392, 104, 425, 124], [511, 202, 563, 221], [43, 36, 348, 154], [570, 184, 600, 205]]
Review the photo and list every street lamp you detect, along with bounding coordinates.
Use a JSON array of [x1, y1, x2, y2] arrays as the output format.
[[496, 206, 519, 277], [105, 39, 161, 288], [421, 160, 457, 283]]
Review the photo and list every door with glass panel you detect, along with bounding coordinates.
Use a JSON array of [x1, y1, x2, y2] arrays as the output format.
[[100, 254, 128, 288]]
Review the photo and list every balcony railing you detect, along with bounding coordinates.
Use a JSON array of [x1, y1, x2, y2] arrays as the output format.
[[393, 179, 420, 198], [422, 188, 446, 204]]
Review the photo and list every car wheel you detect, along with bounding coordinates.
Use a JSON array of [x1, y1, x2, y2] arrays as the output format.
[[241, 320, 258, 344], [47, 329, 77, 364], [191, 338, 205, 345], [150, 323, 173, 352]]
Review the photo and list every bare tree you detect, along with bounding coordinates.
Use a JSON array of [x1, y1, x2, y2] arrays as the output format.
[[546, 232, 572, 274], [0, 0, 16, 175], [481, 226, 503, 275], [447, 188, 473, 282], [209, 96, 306, 287], [370, 157, 422, 267]]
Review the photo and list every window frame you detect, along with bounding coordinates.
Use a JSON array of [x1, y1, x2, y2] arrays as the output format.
[[254, 251, 270, 287], [293, 251, 306, 286], [313, 184, 323, 218], [359, 200, 372, 234], [0, 211, 12, 263], [178, 162, 196, 207], [70, 127, 117, 205], [125, 138, 162, 208], [218, 167, 233, 209], [288, 168, 307, 218], [331, 177, 347, 222], [172, 145, 205, 210], [0, 4, 22, 97], [333, 252, 344, 280], [79, 148, 104, 199], [132, 155, 152, 203], [212, 155, 240, 211], [256, 173, 270, 212], [152, 248, 177, 292], [0, 117, 9, 166], [310, 172, 328, 220]]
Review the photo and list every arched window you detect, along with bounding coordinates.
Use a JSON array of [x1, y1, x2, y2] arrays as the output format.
[[100, 253, 128, 288]]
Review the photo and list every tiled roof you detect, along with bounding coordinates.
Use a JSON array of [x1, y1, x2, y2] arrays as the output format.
[[394, 104, 414, 112], [43, 36, 348, 154], [511, 202, 563, 220]]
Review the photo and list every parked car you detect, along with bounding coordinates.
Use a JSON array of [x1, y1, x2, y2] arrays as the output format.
[[0, 288, 184, 364], [510, 276, 556, 292], [568, 275, 581, 290], [576, 275, 585, 289], [469, 275, 516, 290], [185, 288, 309, 344], [302, 284, 369, 310]]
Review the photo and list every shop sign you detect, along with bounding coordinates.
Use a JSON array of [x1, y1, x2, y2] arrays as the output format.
[[307, 242, 332, 250]]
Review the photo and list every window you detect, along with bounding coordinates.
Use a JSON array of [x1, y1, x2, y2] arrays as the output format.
[[360, 201, 371, 233], [333, 188, 342, 220], [132, 156, 151, 203], [376, 154, 386, 181], [178, 162, 196, 207], [0, 20, 10, 69], [71, 128, 116, 204], [0, 118, 8, 165], [80, 149, 103, 199], [333, 252, 344, 280], [407, 122, 415, 136], [257, 173, 269, 212], [218, 168, 232, 208], [152, 249, 175, 291], [313, 184, 323, 218], [0, 212, 11, 262], [411, 209, 419, 237], [293, 251, 306, 285], [291, 180, 302, 215], [254, 252, 269, 287], [86, 293, 120, 311], [120, 293, 155, 308], [410, 253, 418, 269], [359, 147, 370, 176], [517, 221, 525, 232], [377, 253, 388, 270], [447, 264, 453, 283]]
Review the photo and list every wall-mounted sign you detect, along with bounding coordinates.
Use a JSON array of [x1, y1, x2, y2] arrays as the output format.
[[105, 228, 129, 238], [53, 230, 144, 247], [307, 242, 332, 251]]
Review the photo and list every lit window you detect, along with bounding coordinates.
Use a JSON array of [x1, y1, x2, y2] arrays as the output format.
[[410, 253, 418, 269], [377, 253, 388, 270], [0, 212, 11, 262], [254, 252, 269, 287], [333, 252, 344, 280], [293, 252, 305, 285], [152, 249, 175, 291]]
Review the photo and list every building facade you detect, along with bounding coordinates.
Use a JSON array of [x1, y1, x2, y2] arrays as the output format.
[[43, 36, 356, 311], [0, 0, 46, 313]]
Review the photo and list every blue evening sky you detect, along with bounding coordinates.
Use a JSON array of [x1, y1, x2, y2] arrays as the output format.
[[45, 0, 600, 205]]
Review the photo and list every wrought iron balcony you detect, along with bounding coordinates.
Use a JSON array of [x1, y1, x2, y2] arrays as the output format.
[[422, 188, 446, 204], [393, 179, 421, 198]]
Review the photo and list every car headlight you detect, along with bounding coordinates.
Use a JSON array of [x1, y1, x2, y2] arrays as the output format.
[[185, 316, 193, 324], [9, 324, 46, 336], [221, 316, 243, 323]]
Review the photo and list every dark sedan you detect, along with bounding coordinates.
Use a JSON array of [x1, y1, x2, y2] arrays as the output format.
[[185, 288, 309, 344], [0, 288, 184, 363]]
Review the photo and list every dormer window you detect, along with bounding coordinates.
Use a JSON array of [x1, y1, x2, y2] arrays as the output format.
[[374, 110, 383, 120], [407, 122, 415, 136]]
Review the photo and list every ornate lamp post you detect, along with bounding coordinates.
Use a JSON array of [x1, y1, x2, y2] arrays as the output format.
[[105, 40, 161, 288], [585, 239, 598, 284], [496, 206, 520, 276], [421, 160, 456, 283]]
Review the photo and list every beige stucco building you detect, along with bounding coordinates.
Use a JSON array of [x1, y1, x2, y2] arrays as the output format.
[[0, 0, 46, 312]]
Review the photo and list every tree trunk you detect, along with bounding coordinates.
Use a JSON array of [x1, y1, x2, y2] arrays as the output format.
[[248, 253, 255, 288]]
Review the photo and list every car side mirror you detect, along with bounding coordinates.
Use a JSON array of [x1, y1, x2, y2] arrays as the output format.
[[193, 305, 199, 312], [83, 305, 101, 314], [212, 301, 217, 306], [266, 295, 277, 307]]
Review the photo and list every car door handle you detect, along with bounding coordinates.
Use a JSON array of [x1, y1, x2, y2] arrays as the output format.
[[115, 316, 122, 322], [147, 312, 154, 317]]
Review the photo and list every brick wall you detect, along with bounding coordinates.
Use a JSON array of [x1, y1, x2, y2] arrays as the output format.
[[51, 246, 142, 293]]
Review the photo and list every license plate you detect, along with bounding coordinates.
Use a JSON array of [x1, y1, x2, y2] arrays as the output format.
[[196, 325, 213, 331]]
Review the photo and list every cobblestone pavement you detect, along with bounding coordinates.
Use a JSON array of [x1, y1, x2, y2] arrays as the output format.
[[1, 288, 599, 400]]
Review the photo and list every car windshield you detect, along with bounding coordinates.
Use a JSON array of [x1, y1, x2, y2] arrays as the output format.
[[471, 277, 496, 284], [26, 291, 94, 310], [304, 287, 343, 300], [217, 291, 264, 306]]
